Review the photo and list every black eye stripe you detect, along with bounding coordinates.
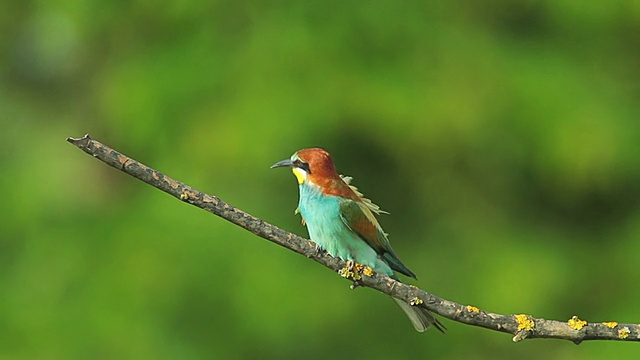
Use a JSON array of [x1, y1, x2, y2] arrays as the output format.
[[294, 159, 311, 173]]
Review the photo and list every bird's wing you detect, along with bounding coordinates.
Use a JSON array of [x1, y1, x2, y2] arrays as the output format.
[[338, 198, 416, 278]]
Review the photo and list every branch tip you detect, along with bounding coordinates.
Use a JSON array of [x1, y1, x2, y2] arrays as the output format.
[[66, 134, 92, 145]]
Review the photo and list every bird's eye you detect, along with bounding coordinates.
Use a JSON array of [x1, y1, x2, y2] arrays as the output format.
[[293, 159, 302, 167]]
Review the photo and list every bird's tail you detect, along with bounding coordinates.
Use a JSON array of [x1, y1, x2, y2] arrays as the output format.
[[392, 297, 446, 333]]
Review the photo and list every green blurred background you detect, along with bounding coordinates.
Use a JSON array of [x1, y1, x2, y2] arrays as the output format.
[[2, 0, 640, 358]]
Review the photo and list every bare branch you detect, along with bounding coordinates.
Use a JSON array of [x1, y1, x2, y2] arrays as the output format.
[[67, 134, 640, 344]]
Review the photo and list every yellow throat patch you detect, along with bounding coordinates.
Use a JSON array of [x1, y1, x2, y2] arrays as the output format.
[[292, 168, 306, 184]]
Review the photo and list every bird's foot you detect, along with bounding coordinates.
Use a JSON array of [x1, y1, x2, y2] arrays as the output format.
[[339, 260, 375, 289], [339, 260, 359, 280], [347, 259, 355, 272]]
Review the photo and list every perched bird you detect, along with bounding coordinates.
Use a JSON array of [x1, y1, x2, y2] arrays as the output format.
[[271, 148, 444, 333]]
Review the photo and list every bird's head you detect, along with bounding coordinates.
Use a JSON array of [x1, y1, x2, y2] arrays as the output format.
[[270, 148, 339, 186]]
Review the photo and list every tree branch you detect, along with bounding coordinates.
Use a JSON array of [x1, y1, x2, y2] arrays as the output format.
[[67, 134, 639, 344]]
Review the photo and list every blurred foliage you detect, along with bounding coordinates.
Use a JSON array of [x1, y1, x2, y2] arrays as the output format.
[[1, 0, 640, 358]]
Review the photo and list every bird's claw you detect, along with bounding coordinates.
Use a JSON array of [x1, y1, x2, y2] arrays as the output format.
[[339, 260, 363, 285], [347, 259, 355, 272], [339, 261, 376, 288], [339, 260, 359, 280]]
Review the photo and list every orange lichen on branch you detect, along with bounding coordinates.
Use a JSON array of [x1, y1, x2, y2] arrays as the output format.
[[339, 260, 361, 281], [409, 297, 424, 306], [515, 314, 535, 331], [618, 327, 630, 339], [568, 316, 587, 330], [466, 305, 480, 313], [362, 266, 374, 277], [602, 321, 618, 328]]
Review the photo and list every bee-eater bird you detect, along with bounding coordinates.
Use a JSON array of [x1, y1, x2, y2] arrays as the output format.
[[271, 148, 444, 333]]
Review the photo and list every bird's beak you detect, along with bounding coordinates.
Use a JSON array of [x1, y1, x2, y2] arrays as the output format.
[[270, 159, 294, 169]]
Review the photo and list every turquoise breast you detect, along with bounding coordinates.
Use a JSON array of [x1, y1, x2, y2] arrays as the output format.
[[297, 183, 394, 276]]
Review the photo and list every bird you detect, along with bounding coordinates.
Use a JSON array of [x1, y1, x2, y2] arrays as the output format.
[[271, 148, 444, 333]]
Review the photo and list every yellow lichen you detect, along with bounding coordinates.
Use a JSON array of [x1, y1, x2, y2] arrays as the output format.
[[568, 316, 587, 330], [338, 260, 361, 281], [362, 266, 374, 277], [180, 192, 189, 200], [618, 327, 630, 339], [515, 314, 535, 331], [602, 321, 618, 328], [466, 305, 480, 313], [409, 297, 424, 306]]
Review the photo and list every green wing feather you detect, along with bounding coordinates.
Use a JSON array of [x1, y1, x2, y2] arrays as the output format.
[[338, 197, 417, 278]]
